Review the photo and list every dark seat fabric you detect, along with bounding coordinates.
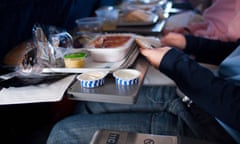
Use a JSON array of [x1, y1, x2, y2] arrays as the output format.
[[0, 0, 116, 64]]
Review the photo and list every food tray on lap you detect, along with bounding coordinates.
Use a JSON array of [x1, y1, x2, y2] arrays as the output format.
[[67, 56, 149, 104], [64, 34, 148, 104]]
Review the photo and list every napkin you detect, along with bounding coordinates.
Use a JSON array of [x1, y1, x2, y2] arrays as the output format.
[[0, 75, 76, 105], [164, 11, 203, 30]]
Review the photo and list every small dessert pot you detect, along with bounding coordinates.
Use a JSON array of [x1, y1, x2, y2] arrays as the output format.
[[64, 52, 87, 68], [113, 69, 140, 86], [77, 71, 108, 88]]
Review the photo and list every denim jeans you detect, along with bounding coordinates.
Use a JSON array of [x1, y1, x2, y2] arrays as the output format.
[[47, 86, 236, 144]]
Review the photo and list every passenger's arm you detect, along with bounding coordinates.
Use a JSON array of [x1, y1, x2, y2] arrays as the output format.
[[160, 33, 239, 65], [184, 35, 239, 65], [160, 48, 240, 131]]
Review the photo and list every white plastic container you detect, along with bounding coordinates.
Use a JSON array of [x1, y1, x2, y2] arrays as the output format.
[[113, 69, 141, 86], [86, 33, 135, 62], [77, 71, 108, 88]]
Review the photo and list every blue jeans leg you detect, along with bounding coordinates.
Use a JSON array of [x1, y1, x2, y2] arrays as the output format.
[[47, 112, 190, 144], [71, 85, 237, 143]]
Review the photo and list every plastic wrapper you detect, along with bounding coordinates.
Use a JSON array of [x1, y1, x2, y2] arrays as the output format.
[[32, 24, 73, 68], [0, 24, 74, 86]]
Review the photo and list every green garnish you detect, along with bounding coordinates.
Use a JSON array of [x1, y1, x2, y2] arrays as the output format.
[[64, 52, 87, 58]]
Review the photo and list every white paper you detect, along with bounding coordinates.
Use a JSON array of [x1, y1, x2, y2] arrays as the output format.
[[164, 11, 199, 30], [0, 75, 76, 105]]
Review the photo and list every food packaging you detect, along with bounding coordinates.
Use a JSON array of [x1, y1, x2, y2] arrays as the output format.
[[77, 71, 108, 88], [85, 33, 135, 62], [63, 52, 87, 68], [113, 69, 140, 85]]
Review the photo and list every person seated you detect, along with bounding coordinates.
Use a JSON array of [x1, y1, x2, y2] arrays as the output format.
[[163, 0, 240, 42], [46, 33, 240, 144], [0, 0, 116, 65], [0, 1, 117, 143]]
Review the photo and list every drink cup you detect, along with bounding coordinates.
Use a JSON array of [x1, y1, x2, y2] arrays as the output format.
[[75, 17, 103, 33], [95, 6, 119, 31], [74, 17, 103, 48]]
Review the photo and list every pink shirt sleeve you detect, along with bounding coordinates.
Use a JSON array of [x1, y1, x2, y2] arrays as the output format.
[[188, 0, 240, 41]]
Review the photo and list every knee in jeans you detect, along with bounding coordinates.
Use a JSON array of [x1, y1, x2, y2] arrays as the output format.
[[142, 86, 177, 103]]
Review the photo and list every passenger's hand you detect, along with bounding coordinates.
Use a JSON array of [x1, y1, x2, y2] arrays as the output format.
[[139, 47, 171, 69], [160, 32, 186, 50]]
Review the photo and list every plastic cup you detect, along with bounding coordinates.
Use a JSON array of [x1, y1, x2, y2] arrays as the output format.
[[63, 52, 87, 68], [74, 17, 103, 48], [95, 6, 119, 31], [75, 17, 103, 33]]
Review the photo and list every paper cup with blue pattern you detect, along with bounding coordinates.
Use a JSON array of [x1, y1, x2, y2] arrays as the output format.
[[77, 71, 108, 88], [113, 69, 141, 86]]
